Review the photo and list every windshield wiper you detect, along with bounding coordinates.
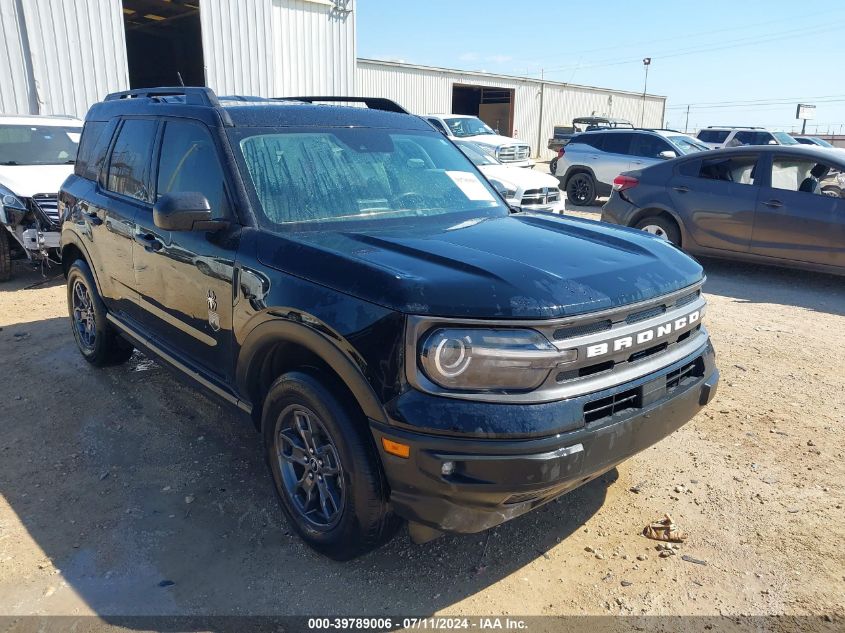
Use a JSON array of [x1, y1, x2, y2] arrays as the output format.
[[1, 161, 19, 166], [64, 160, 75, 164]]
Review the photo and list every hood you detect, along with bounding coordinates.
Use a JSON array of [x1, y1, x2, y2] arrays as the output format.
[[464, 134, 527, 148], [478, 164, 559, 189], [0, 165, 75, 197], [257, 213, 703, 319]]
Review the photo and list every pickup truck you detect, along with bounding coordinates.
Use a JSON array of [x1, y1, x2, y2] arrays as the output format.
[[425, 114, 533, 167], [548, 117, 633, 173], [60, 89, 718, 559]]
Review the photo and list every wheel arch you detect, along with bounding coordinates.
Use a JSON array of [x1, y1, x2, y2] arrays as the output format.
[[60, 231, 104, 294], [236, 319, 389, 431], [562, 165, 597, 189], [628, 206, 686, 247]]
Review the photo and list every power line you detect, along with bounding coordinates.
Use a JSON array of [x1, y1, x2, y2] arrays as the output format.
[[666, 93, 845, 109]]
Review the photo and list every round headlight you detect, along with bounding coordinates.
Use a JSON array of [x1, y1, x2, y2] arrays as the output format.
[[433, 335, 472, 377]]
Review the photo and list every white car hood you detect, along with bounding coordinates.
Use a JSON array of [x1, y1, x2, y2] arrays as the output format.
[[464, 134, 527, 148], [0, 164, 74, 197], [478, 164, 559, 189]]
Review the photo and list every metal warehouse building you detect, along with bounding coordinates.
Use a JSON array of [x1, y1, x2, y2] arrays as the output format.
[[1, 0, 665, 159], [357, 59, 665, 159]]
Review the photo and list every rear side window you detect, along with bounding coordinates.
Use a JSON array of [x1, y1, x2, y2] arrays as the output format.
[[156, 120, 230, 218], [572, 133, 604, 150], [74, 121, 107, 179], [733, 131, 774, 146], [602, 133, 633, 155], [697, 155, 759, 185], [697, 130, 730, 143], [106, 119, 157, 202]]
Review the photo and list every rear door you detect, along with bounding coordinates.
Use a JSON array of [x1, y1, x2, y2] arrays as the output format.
[[667, 153, 761, 252], [132, 117, 240, 379], [594, 132, 633, 187], [751, 153, 844, 267]]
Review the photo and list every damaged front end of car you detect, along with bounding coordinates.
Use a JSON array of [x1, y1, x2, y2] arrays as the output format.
[[1, 186, 62, 276]]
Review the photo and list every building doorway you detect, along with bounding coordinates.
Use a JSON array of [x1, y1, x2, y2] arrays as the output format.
[[451, 84, 514, 136], [122, 0, 205, 88]]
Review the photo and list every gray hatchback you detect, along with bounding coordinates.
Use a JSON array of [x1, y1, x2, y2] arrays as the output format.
[[601, 145, 845, 275]]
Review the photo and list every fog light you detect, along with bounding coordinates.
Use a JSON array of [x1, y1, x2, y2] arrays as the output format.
[[441, 461, 455, 476]]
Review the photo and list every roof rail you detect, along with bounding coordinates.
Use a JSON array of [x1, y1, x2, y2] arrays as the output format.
[[275, 96, 408, 114], [706, 125, 766, 129], [104, 86, 220, 107]]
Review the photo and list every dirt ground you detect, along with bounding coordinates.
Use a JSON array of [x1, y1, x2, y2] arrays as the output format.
[[0, 204, 843, 626]]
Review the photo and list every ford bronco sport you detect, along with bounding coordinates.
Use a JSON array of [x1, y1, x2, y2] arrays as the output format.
[[59, 88, 719, 560]]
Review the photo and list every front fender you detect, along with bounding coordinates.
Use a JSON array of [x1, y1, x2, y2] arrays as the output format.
[[235, 317, 390, 425]]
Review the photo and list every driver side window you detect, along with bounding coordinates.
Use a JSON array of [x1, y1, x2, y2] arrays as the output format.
[[156, 120, 230, 218]]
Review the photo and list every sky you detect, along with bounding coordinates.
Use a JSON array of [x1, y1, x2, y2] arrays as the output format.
[[357, 0, 845, 135]]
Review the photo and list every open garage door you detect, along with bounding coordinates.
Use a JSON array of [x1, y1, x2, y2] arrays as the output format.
[[452, 84, 514, 137], [122, 0, 205, 88]]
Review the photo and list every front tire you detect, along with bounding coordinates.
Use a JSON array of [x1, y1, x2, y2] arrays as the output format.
[[634, 216, 681, 246], [566, 172, 597, 206], [549, 157, 559, 175], [262, 372, 398, 560], [66, 259, 134, 366]]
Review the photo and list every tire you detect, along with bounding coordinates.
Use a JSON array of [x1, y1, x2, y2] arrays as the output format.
[[0, 231, 11, 282], [634, 215, 681, 246], [566, 172, 597, 206], [262, 372, 398, 560], [66, 259, 134, 366], [549, 157, 559, 175]]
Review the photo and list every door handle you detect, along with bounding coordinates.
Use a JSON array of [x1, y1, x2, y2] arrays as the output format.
[[135, 233, 163, 252], [673, 186, 690, 193], [764, 199, 783, 208]]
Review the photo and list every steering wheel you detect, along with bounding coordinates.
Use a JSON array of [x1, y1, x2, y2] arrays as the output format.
[[395, 191, 426, 209]]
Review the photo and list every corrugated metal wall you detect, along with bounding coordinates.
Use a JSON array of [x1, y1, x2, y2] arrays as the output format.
[[0, 0, 128, 118], [357, 59, 666, 160], [201, 0, 356, 98]]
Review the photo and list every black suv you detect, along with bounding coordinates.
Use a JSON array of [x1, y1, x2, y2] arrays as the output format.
[[59, 87, 719, 559]]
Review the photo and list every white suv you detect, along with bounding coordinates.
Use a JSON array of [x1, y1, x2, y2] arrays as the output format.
[[696, 126, 800, 150], [554, 128, 708, 205], [0, 114, 82, 280], [426, 114, 532, 167]]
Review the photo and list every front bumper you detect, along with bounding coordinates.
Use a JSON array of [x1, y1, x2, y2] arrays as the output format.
[[371, 343, 718, 534]]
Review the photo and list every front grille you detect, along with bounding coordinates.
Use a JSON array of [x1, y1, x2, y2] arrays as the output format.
[[626, 304, 666, 324], [584, 387, 642, 424], [498, 144, 530, 162], [521, 187, 561, 207], [554, 319, 612, 340], [666, 357, 704, 391], [30, 194, 60, 224], [674, 290, 700, 308]]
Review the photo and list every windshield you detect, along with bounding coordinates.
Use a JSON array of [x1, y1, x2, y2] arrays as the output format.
[[812, 137, 834, 148], [668, 135, 709, 154], [772, 131, 799, 145], [444, 117, 496, 137], [454, 140, 500, 166], [0, 125, 81, 165], [235, 128, 507, 228]]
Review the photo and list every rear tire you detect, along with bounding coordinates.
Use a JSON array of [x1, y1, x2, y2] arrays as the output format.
[[262, 372, 398, 560], [634, 215, 681, 246], [0, 231, 11, 282], [66, 259, 134, 366], [566, 172, 597, 206]]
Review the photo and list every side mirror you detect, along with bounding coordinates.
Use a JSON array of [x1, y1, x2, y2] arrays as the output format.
[[153, 192, 220, 231], [659, 150, 677, 160]]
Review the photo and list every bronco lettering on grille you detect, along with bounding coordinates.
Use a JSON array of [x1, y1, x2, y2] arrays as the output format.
[[585, 310, 701, 359]]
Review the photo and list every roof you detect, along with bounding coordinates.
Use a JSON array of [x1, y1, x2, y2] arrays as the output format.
[[0, 114, 82, 126], [685, 144, 845, 164], [85, 88, 431, 131]]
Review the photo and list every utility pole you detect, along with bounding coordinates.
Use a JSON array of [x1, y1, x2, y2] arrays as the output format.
[[640, 58, 651, 127], [684, 105, 690, 133], [536, 68, 545, 161]]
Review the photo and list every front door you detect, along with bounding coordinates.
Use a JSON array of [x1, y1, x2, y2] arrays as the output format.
[[751, 154, 844, 267], [132, 118, 240, 380]]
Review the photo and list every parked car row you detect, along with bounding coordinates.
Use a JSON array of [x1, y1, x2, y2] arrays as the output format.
[[601, 144, 844, 275]]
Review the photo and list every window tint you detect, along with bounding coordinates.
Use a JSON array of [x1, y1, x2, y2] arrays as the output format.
[[678, 159, 702, 177], [732, 131, 775, 146], [74, 121, 107, 178], [573, 133, 604, 150], [602, 133, 633, 155], [698, 155, 758, 185], [427, 118, 449, 135], [156, 120, 229, 218], [631, 133, 674, 158], [696, 130, 730, 143], [770, 157, 835, 195], [106, 119, 157, 202]]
